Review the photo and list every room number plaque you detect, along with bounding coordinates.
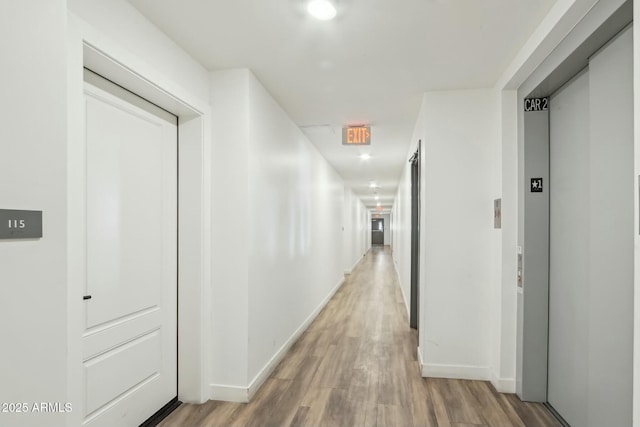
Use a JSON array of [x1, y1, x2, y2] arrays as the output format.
[[0, 209, 43, 239]]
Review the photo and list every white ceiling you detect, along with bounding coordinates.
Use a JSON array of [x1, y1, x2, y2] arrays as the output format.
[[128, 0, 556, 212]]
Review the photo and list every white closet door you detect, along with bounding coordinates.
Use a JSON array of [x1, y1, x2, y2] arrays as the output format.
[[82, 70, 177, 427]]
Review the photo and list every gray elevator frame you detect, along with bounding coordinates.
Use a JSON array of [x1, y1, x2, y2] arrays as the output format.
[[516, 0, 632, 402]]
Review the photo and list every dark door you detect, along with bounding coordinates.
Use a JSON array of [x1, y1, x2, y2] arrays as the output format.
[[409, 141, 421, 330], [371, 218, 384, 245]]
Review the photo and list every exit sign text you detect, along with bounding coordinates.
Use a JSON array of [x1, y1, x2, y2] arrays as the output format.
[[342, 126, 371, 145]]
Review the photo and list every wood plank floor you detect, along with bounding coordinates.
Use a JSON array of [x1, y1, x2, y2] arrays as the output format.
[[160, 246, 561, 427]]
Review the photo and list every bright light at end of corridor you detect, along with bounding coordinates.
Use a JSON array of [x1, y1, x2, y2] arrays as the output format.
[[307, 0, 337, 20], [359, 153, 371, 160], [369, 182, 377, 188]]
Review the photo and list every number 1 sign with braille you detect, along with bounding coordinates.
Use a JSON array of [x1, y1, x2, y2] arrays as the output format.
[[531, 178, 543, 193]]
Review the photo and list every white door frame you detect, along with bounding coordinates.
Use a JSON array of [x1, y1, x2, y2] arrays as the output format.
[[66, 15, 211, 427]]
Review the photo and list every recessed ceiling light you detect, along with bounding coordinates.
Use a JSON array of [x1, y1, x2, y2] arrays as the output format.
[[375, 196, 379, 200], [307, 0, 337, 20], [369, 182, 377, 188], [359, 153, 371, 160], [377, 202, 381, 206]]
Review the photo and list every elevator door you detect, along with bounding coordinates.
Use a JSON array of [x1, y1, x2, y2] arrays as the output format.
[[82, 70, 178, 426], [548, 27, 633, 427]]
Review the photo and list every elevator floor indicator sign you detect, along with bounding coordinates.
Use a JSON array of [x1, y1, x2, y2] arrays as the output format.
[[531, 178, 543, 193]]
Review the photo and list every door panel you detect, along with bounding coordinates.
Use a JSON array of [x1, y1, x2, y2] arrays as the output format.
[[85, 93, 168, 328], [82, 69, 177, 427], [84, 331, 161, 415]]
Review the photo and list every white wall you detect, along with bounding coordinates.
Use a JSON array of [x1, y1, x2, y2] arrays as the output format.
[[381, 214, 391, 245], [392, 174, 411, 312], [417, 90, 499, 381], [0, 2, 69, 427], [209, 70, 251, 393], [344, 187, 370, 273], [208, 69, 361, 401], [246, 71, 346, 384], [496, 90, 518, 391], [67, 0, 209, 100]]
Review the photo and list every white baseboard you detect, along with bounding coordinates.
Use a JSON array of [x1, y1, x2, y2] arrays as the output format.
[[209, 275, 346, 403], [421, 362, 490, 381], [490, 371, 516, 393], [209, 384, 249, 403], [344, 255, 364, 275], [247, 275, 345, 399]]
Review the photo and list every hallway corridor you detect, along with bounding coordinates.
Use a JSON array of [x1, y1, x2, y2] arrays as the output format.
[[160, 247, 561, 427]]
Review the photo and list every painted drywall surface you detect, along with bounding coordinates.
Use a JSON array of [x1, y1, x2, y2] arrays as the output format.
[[420, 89, 498, 377], [210, 70, 251, 392], [498, 90, 518, 391], [67, 0, 209, 100], [343, 188, 352, 273], [381, 214, 391, 245], [246, 72, 345, 383], [344, 187, 370, 273], [489, 92, 503, 389], [0, 2, 69, 427]]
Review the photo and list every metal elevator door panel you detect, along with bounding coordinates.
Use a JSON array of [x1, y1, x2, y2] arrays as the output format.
[[584, 26, 633, 427], [548, 68, 590, 427], [548, 26, 633, 427]]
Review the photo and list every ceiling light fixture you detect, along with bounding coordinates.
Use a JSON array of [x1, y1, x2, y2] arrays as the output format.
[[307, 0, 337, 20], [359, 153, 371, 160], [369, 182, 377, 188], [375, 196, 379, 200]]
